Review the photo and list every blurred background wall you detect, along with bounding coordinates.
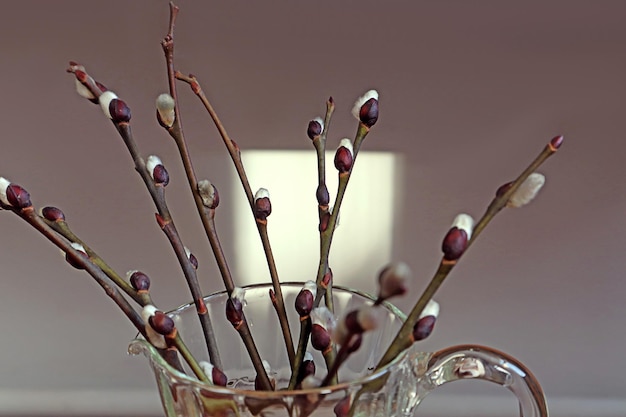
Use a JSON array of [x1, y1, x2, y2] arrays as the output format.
[[0, 1, 624, 416]]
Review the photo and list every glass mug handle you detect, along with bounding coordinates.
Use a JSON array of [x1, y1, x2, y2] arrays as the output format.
[[423, 344, 548, 417]]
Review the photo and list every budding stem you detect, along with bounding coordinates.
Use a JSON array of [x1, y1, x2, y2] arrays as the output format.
[[469, 141, 560, 248], [321, 333, 360, 387], [313, 98, 335, 219], [109, 112, 222, 369], [67, 63, 105, 101], [374, 136, 562, 372], [377, 261, 454, 369], [202, 209, 274, 389], [314, 122, 370, 296], [160, 11, 277, 386], [288, 319, 312, 390], [171, 332, 212, 383], [34, 205, 204, 377], [19, 206, 206, 378], [293, 108, 373, 388], [348, 137, 562, 416], [20, 208, 146, 330], [174, 72, 295, 370], [45, 218, 151, 306]]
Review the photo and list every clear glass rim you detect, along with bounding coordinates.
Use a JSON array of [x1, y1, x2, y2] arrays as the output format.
[[130, 281, 409, 398]]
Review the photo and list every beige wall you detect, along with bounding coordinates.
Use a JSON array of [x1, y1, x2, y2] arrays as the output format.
[[0, 1, 624, 415]]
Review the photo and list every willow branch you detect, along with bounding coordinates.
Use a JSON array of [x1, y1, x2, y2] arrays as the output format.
[[158, 4, 277, 384], [292, 122, 373, 382], [174, 71, 295, 368], [44, 218, 151, 306], [14, 207, 146, 335], [375, 136, 562, 370]]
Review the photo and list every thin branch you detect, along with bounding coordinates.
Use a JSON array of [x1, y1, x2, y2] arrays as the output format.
[[174, 71, 295, 368], [8, 203, 208, 381], [375, 137, 562, 370], [115, 120, 222, 369], [292, 120, 373, 383], [11, 207, 146, 334], [44, 218, 151, 306], [159, 7, 274, 386], [287, 319, 311, 389]]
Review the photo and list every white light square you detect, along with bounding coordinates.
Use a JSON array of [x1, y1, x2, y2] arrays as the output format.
[[233, 150, 399, 293]]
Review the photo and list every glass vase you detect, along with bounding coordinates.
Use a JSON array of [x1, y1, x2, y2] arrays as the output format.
[[129, 282, 547, 417]]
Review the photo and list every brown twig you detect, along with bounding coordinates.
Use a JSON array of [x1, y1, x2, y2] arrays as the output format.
[[286, 100, 340, 387], [287, 318, 311, 390], [67, 60, 222, 368], [16, 207, 146, 333], [44, 217, 151, 306], [118, 121, 222, 369], [174, 71, 295, 369], [375, 136, 563, 370], [33, 207, 211, 382], [158, 4, 273, 387], [312, 98, 335, 221], [8, 200, 204, 378], [201, 206, 274, 389], [294, 119, 373, 384]]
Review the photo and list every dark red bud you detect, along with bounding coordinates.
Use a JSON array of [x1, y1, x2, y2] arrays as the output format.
[[212, 367, 228, 387], [149, 311, 175, 335], [297, 359, 316, 384], [226, 298, 243, 328], [316, 183, 330, 206], [377, 266, 408, 302], [334, 395, 351, 417], [254, 197, 272, 221], [41, 206, 65, 222], [188, 252, 199, 270], [152, 165, 170, 186], [441, 227, 468, 261], [189, 74, 201, 95], [359, 98, 379, 128], [334, 146, 353, 173], [307, 120, 322, 140], [6, 184, 32, 209], [130, 271, 151, 292], [73, 69, 88, 83], [155, 213, 168, 229], [496, 181, 514, 198], [65, 250, 89, 270], [344, 311, 365, 334], [311, 324, 331, 351], [345, 333, 362, 354], [322, 269, 333, 288], [109, 98, 131, 123], [550, 135, 564, 150], [295, 290, 314, 317], [412, 315, 436, 341], [319, 212, 330, 232]]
